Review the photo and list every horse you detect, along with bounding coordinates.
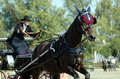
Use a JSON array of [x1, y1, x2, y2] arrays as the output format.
[[20, 6, 97, 79]]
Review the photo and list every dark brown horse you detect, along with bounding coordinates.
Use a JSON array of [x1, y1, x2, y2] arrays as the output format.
[[21, 7, 97, 79]]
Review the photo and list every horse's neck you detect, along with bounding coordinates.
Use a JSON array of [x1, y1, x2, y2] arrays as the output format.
[[65, 16, 83, 48]]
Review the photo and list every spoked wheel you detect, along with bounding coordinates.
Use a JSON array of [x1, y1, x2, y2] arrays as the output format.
[[7, 74, 22, 79], [7, 75, 15, 79], [15, 76, 22, 79], [13, 74, 23, 79], [0, 70, 7, 79], [39, 71, 52, 79]]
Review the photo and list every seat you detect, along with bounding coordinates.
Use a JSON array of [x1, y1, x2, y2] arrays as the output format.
[[14, 53, 33, 70], [16, 53, 33, 59]]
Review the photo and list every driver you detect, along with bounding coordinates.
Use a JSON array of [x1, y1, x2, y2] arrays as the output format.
[[7, 16, 42, 55]]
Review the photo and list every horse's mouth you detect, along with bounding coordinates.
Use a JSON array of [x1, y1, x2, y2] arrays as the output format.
[[88, 35, 96, 41]]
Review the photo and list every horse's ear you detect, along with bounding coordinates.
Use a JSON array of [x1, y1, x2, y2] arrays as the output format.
[[93, 18, 97, 24], [75, 6, 83, 14], [87, 6, 91, 13]]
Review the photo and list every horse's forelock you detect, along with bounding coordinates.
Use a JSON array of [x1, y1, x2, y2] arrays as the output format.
[[78, 12, 95, 24]]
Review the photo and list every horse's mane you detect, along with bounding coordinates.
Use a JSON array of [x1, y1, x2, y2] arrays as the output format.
[[64, 15, 83, 48]]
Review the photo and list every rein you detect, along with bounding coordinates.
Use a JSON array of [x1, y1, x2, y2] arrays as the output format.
[[28, 29, 60, 40], [81, 37, 87, 43], [28, 29, 59, 36]]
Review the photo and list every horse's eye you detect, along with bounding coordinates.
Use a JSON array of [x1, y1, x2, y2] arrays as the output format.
[[80, 17, 85, 23]]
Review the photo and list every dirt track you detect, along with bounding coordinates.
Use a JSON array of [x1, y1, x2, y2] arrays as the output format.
[[2, 68, 120, 79], [61, 68, 120, 79]]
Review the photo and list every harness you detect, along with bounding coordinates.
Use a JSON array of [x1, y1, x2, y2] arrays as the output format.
[[49, 36, 86, 71], [66, 46, 86, 69], [14, 35, 68, 74], [14, 29, 88, 75], [66, 46, 86, 54]]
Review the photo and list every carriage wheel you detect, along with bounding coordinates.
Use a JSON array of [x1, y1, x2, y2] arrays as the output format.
[[13, 75, 23, 79], [0, 70, 7, 79], [39, 71, 53, 79]]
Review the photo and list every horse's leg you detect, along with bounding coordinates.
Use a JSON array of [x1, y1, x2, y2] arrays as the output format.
[[21, 71, 31, 79], [75, 66, 90, 79], [32, 67, 42, 79], [59, 54, 80, 79], [52, 74, 60, 79], [62, 66, 80, 79]]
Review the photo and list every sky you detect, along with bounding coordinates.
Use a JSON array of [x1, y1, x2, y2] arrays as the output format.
[[52, 0, 100, 14], [52, 0, 64, 8], [0, 0, 99, 14]]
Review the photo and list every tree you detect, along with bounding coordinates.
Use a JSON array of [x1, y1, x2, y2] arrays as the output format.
[[64, 0, 120, 59], [65, 0, 92, 13], [0, 0, 68, 42], [0, 1, 6, 37], [95, 0, 120, 57]]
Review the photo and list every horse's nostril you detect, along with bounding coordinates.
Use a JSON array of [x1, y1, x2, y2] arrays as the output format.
[[93, 36, 96, 39], [89, 35, 96, 40]]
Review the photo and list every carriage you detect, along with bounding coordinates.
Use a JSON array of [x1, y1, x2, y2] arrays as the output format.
[[0, 37, 57, 79], [0, 37, 34, 79]]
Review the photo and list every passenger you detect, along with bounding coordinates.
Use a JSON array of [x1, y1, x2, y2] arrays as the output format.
[[107, 59, 112, 71], [111, 57, 117, 71], [102, 59, 107, 71]]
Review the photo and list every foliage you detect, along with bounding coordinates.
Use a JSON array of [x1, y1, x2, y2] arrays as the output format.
[[65, 0, 92, 13], [64, 0, 92, 23], [64, 0, 120, 59], [0, 0, 68, 41], [0, 1, 6, 37], [95, 0, 120, 58], [0, 0, 119, 59]]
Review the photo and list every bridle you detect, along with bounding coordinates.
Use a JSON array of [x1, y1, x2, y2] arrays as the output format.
[[77, 12, 94, 41]]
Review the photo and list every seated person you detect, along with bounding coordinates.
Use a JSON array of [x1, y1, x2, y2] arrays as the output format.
[[7, 16, 41, 55]]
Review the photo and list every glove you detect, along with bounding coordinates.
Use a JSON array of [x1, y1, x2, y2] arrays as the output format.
[[34, 30, 43, 40]]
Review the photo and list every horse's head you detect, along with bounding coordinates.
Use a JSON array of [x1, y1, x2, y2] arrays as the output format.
[[76, 7, 97, 41]]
